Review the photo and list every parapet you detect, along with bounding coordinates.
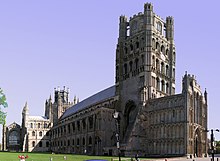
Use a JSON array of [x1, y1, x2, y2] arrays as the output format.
[[120, 15, 127, 23], [144, 2, 153, 12]]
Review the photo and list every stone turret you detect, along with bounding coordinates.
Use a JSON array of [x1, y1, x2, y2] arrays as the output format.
[[166, 16, 174, 41], [119, 15, 128, 40], [144, 2, 154, 25]]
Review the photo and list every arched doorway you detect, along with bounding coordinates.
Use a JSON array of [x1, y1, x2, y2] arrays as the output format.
[[194, 128, 202, 157], [123, 100, 138, 140], [95, 136, 101, 156], [124, 101, 138, 127]]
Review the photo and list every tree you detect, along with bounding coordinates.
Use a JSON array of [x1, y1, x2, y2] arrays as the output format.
[[0, 88, 8, 125], [216, 141, 220, 154]]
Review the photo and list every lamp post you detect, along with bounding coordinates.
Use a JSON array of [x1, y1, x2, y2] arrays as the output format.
[[206, 129, 219, 161], [113, 111, 121, 161]]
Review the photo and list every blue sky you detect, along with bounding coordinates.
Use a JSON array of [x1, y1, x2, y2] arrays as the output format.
[[0, 0, 220, 140]]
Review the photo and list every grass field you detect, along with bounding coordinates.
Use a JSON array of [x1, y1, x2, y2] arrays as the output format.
[[0, 152, 133, 161]]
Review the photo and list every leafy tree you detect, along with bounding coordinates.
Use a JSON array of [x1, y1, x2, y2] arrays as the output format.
[[215, 140, 220, 154], [0, 88, 8, 125], [216, 141, 220, 147]]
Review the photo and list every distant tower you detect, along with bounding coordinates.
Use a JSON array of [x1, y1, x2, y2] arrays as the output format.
[[115, 2, 176, 140], [46, 86, 72, 125], [45, 95, 53, 123]]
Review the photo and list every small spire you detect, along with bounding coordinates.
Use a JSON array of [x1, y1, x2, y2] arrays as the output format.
[[77, 97, 79, 103], [204, 88, 208, 100], [23, 101, 29, 114], [25, 101, 28, 107], [73, 96, 76, 105]]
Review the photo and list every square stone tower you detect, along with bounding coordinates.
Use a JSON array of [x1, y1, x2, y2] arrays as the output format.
[[115, 2, 176, 143]]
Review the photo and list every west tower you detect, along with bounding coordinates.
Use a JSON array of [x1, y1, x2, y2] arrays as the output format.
[[115, 3, 176, 141]]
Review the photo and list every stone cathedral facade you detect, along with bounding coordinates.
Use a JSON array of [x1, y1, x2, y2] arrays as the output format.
[[2, 3, 208, 158]]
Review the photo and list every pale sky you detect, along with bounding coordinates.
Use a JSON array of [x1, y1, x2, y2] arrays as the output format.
[[1, 0, 220, 141]]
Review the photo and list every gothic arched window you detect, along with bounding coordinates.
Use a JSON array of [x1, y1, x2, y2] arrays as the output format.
[[89, 136, 92, 145], [136, 41, 139, 49], [124, 63, 128, 74], [161, 45, 165, 54], [135, 58, 139, 69], [156, 59, 160, 71], [161, 80, 165, 92], [156, 77, 160, 90], [166, 65, 169, 76], [152, 38, 155, 49], [39, 141, 42, 147], [130, 44, 133, 51], [156, 42, 160, 51], [129, 61, 133, 72], [32, 141, 35, 147]]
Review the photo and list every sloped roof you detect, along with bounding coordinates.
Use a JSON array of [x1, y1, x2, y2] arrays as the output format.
[[61, 85, 115, 120], [8, 122, 20, 129], [28, 116, 49, 121]]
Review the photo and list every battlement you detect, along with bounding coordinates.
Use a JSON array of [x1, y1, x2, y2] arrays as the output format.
[[118, 3, 175, 40], [54, 86, 69, 93], [166, 16, 174, 24], [183, 72, 201, 91], [129, 12, 144, 20], [54, 86, 70, 104], [120, 15, 127, 23], [144, 2, 153, 12]]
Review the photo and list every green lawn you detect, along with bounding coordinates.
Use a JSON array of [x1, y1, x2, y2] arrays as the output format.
[[0, 152, 133, 161]]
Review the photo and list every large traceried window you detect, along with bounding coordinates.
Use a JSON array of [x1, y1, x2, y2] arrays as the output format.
[[156, 22, 162, 33], [9, 130, 20, 146]]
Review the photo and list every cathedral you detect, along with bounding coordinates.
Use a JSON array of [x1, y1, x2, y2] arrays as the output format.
[[2, 3, 208, 158]]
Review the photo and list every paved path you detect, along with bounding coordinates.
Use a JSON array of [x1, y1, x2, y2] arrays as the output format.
[[141, 157, 214, 161]]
